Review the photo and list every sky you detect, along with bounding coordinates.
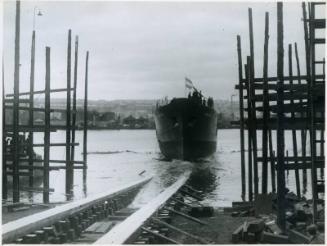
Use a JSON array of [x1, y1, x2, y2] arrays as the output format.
[[2, 1, 325, 101]]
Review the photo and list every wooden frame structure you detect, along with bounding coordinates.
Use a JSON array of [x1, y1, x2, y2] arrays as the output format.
[[235, 2, 325, 230], [3, 1, 90, 204]]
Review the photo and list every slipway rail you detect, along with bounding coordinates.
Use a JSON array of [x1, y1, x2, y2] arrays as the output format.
[[95, 170, 209, 244], [2, 177, 152, 244], [3, 171, 208, 244]]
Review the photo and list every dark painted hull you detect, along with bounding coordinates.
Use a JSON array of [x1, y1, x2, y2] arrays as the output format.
[[154, 98, 218, 160]]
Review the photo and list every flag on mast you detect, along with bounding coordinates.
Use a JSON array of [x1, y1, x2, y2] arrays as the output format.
[[185, 77, 194, 89]]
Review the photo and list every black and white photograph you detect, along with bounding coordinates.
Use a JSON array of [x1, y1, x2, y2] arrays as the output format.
[[2, 0, 326, 244]]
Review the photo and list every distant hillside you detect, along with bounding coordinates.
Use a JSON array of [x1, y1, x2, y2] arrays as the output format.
[[34, 98, 239, 119]]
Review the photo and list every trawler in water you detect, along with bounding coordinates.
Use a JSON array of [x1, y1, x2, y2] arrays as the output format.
[[154, 81, 218, 160]]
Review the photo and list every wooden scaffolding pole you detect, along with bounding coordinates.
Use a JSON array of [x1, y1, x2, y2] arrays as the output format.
[[237, 35, 246, 200], [288, 44, 301, 198], [294, 42, 308, 193], [28, 30, 36, 188], [248, 8, 259, 197], [245, 61, 253, 201], [83, 51, 89, 190], [43, 46, 51, 203], [261, 12, 269, 194], [276, 2, 286, 232], [301, 2, 310, 188], [308, 3, 318, 223], [12, 0, 21, 203], [71, 36, 78, 168], [2, 59, 8, 199], [66, 29, 73, 198], [268, 130, 276, 193]]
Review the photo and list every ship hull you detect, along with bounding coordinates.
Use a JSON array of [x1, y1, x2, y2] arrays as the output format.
[[154, 98, 218, 160]]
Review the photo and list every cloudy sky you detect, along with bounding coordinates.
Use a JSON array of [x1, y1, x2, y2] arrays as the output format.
[[3, 1, 322, 101]]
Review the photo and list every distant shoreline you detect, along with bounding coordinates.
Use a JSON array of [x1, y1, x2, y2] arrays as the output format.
[[83, 126, 239, 130]]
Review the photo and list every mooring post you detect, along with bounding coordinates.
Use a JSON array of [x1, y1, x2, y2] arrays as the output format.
[[43, 46, 51, 204], [83, 51, 89, 190], [13, 0, 21, 203], [2, 60, 8, 200], [71, 36, 78, 167], [245, 61, 253, 201], [66, 29, 73, 198], [237, 35, 246, 201], [248, 8, 258, 197], [276, 2, 286, 232], [262, 12, 269, 194], [288, 44, 301, 198], [28, 30, 36, 189]]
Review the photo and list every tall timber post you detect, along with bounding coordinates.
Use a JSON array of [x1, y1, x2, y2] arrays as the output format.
[[66, 30, 73, 198], [261, 12, 269, 194], [12, 0, 21, 203], [248, 8, 258, 198], [83, 51, 89, 193], [71, 36, 79, 175], [276, 2, 286, 232], [28, 30, 36, 189], [43, 47, 51, 203], [236, 35, 246, 201]]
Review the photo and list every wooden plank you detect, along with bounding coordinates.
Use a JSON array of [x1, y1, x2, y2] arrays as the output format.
[[2, 177, 152, 243], [5, 165, 60, 170], [253, 103, 325, 113], [5, 88, 73, 97], [4, 98, 30, 103], [236, 83, 323, 92], [4, 125, 58, 132], [31, 142, 79, 147], [141, 227, 180, 244], [95, 171, 190, 244], [166, 207, 207, 225], [277, 162, 324, 170], [257, 156, 324, 163], [239, 74, 324, 84], [244, 118, 324, 130], [304, 18, 325, 29], [151, 218, 209, 244]]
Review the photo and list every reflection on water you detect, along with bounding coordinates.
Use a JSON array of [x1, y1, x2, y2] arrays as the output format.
[[4, 129, 310, 207]]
